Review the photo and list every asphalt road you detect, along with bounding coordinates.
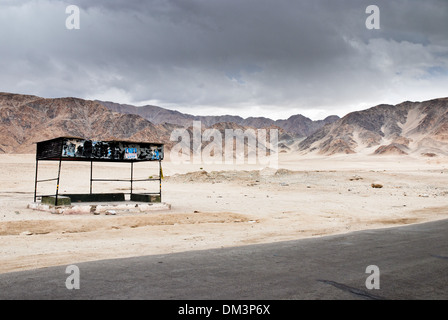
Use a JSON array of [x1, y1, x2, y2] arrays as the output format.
[[1, 219, 448, 300]]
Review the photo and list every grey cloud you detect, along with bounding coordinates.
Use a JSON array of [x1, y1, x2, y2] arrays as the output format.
[[0, 0, 447, 119]]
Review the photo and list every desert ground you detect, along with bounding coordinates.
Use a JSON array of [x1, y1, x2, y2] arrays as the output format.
[[1, 153, 448, 274]]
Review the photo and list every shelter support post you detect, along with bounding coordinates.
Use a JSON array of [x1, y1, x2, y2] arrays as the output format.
[[159, 160, 162, 201], [90, 160, 93, 194], [130, 162, 134, 196], [34, 158, 39, 202], [55, 157, 62, 205]]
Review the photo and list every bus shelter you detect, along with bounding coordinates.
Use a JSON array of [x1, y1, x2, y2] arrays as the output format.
[[34, 137, 164, 206]]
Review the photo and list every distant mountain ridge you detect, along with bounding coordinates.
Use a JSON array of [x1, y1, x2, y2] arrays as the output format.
[[2, 91, 448, 157], [0, 92, 336, 154], [97, 100, 339, 137]]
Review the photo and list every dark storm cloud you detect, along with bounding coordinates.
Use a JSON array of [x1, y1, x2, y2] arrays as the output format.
[[0, 0, 447, 119]]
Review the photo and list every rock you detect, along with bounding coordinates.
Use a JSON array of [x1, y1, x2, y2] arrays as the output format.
[[371, 183, 383, 188], [422, 152, 437, 157]]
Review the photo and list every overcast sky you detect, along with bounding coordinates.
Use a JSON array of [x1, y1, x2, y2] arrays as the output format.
[[1, 0, 447, 120]]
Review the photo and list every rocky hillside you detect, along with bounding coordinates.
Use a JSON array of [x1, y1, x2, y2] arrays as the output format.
[[0, 92, 300, 155], [4, 92, 448, 157], [298, 98, 448, 156], [98, 100, 339, 136], [0, 93, 173, 153]]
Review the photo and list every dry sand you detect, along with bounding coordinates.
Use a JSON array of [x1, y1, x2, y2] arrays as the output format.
[[1, 153, 448, 274]]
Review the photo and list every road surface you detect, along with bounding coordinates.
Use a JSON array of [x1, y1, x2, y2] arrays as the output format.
[[1, 219, 448, 300]]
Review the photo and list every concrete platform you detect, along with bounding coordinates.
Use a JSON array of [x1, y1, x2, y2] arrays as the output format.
[[28, 201, 171, 215], [40, 193, 162, 207]]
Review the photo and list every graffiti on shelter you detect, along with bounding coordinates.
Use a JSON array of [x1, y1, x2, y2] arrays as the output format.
[[61, 138, 163, 161]]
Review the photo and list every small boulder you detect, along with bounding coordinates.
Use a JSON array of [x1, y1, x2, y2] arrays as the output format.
[[371, 183, 383, 189]]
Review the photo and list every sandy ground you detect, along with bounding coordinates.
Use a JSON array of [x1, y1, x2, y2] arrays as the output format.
[[1, 153, 448, 274]]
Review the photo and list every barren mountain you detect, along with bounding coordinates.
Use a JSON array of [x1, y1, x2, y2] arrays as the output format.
[[0, 93, 172, 153], [0, 93, 298, 155], [275, 114, 340, 136], [298, 98, 448, 156], [5, 92, 448, 157], [97, 100, 199, 127], [171, 121, 284, 159], [98, 100, 339, 136]]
